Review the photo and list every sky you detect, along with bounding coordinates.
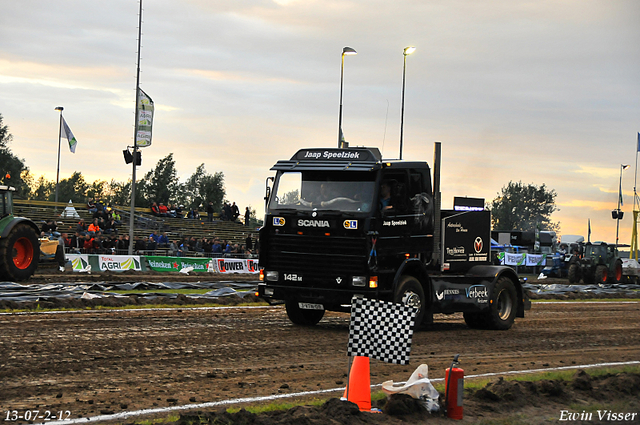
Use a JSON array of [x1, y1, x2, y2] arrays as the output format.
[[1, 0, 639, 246]]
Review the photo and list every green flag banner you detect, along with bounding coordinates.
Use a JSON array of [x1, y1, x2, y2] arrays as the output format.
[[136, 88, 154, 147], [146, 256, 212, 273]]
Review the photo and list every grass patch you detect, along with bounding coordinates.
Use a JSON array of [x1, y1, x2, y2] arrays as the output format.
[[115, 365, 640, 425]]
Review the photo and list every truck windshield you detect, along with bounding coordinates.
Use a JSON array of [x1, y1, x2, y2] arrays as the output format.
[[269, 171, 375, 213]]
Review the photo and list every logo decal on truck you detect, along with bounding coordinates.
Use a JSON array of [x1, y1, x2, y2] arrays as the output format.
[[273, 217, 285, 226], [344, 220, 358, 229], [298, 219, 330, 227], [466, 285, 489, 303], [474, 237, 483, 253]]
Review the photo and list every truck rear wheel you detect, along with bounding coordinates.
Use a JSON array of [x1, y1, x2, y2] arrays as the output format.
[[394, 276, 425, 327], [0, 223, 40, 282], [595, 265, 608, 284], [568, 264, 580, 284], [482, 277, 517, 330], [285, 300, 325, 326]]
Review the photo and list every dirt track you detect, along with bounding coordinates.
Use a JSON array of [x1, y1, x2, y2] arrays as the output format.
[[1, 296, 639, 423]]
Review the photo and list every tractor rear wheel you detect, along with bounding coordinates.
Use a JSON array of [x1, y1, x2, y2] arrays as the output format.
[[613, 260, 623, 283], [595, 265, 608, 284], [568, 264, 580, 284], [0, 223, 40, 281]]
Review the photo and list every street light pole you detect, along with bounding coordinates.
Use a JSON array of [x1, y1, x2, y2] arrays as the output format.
[[54, 106, 64, 208], [338, 46, 357, 148], [616, 163, 630, 247], [399, 46, 415, 160]]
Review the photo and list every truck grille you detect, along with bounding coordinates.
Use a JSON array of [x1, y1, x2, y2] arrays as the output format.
[[266, 234, 367, 276]]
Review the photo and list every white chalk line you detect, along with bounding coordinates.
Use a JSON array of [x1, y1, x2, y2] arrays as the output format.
[[38, 360, 640, 425]]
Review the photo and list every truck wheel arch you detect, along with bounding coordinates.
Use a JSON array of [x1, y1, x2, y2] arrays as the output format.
[[392, 259, 433, 305]]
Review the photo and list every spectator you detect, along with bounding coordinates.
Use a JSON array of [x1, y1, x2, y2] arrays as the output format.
[[244, 207, 251, 226], [70, 232, 84, 253], [83, 235, 94, 253], [157, 232, 169, 248], [134, 235, 146, 254], [41, 220, 57, 236], [111, 210, 122, 224], [158, 202, 169, 217], [212, 238, 223, 255], [179, 238, 190, 256], [150, 202, 160, 216], [222, 202, 232, 221], [146, 236, 157, 252], [169, 204, 177, 218], [87, 198, 97, 214], [187, 208, 200, 220], [245, 233, 253, 251], [55, 233, 66, 272], [149, 230, 160, 243], [231, 202, 240, 222], [206, 201, 214, 222], [76, 218, 88, 235], [169, 240, 179, 256], [87, 219, 101, 236], [176, 205, 184, 218]]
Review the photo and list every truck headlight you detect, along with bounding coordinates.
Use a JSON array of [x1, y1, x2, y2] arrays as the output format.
[[352, 276, 366, 287], [265, 271, 279, 282]]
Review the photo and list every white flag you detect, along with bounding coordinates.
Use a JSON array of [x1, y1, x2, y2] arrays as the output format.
[[60, 117, 78, 153]]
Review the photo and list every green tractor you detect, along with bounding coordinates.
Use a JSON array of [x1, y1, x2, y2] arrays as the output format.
[[0, 186, 40, 281], [568, 242, 622, 284]]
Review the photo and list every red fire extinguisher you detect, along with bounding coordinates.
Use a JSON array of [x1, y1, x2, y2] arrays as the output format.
[[445, 354, 464, 420]]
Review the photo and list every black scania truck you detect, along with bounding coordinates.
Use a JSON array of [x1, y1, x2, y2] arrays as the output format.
[[258, 142, 530, 330]]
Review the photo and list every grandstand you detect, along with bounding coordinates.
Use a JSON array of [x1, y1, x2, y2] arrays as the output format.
[[13, 199, 257, 254]]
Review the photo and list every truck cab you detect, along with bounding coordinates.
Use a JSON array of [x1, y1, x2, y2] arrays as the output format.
[[259, 145, 529, 330]]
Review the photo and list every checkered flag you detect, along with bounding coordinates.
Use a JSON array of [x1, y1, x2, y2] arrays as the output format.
[[347, 297, 417, 365]]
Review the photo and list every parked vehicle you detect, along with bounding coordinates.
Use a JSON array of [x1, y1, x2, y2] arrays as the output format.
[[568, 242, 622, 284], [0, 186, 40, 281]]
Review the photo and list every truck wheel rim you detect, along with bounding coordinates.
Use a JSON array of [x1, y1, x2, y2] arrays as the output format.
[[496, 290, 513, 321], [402, 291, 421, 310], [13, 237, 34, 270]]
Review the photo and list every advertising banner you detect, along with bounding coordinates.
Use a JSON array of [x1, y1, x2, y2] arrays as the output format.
[[214, 258, 260, 274], [441, 210, 491, 272], [146, 256, 212, 273], [66, 254, 91, 272], [525, 253, 546, 267], [136, 88, 154, 147], [98, 255, 142, 271], [502, 252, 526, 266]]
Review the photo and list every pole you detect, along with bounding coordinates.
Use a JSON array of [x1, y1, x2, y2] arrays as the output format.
[[616, 164, 624, 248], [54, 107, 64, 210], [128, 0, 143, 255], [338, 52, 345, 148], [399, 53, 407, 160]]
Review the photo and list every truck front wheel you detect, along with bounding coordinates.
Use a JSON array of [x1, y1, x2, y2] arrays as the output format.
[[285, 300, 325, 326], [482, 277, 517, 330], [394, 276, 425, 327], [0, 223, 40, 282]]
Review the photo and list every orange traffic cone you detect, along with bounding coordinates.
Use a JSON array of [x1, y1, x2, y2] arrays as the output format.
[[342, 356, 371, 411]]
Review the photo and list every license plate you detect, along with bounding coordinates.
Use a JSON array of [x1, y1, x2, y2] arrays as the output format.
[[298, 302, 324, 310]]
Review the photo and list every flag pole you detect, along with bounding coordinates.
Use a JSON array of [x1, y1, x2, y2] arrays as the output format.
[[632, 133, 640, 260], [54, 106, 64, 211], [128, 0, 143, 255]]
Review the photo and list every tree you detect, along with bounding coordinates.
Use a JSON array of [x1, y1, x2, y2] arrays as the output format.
[[143, 153, 180, 206], [0, 113, 30, 197], [56, 172, 90, 203], [182, 164, 225, 212], [490, 181, 559, 232]]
